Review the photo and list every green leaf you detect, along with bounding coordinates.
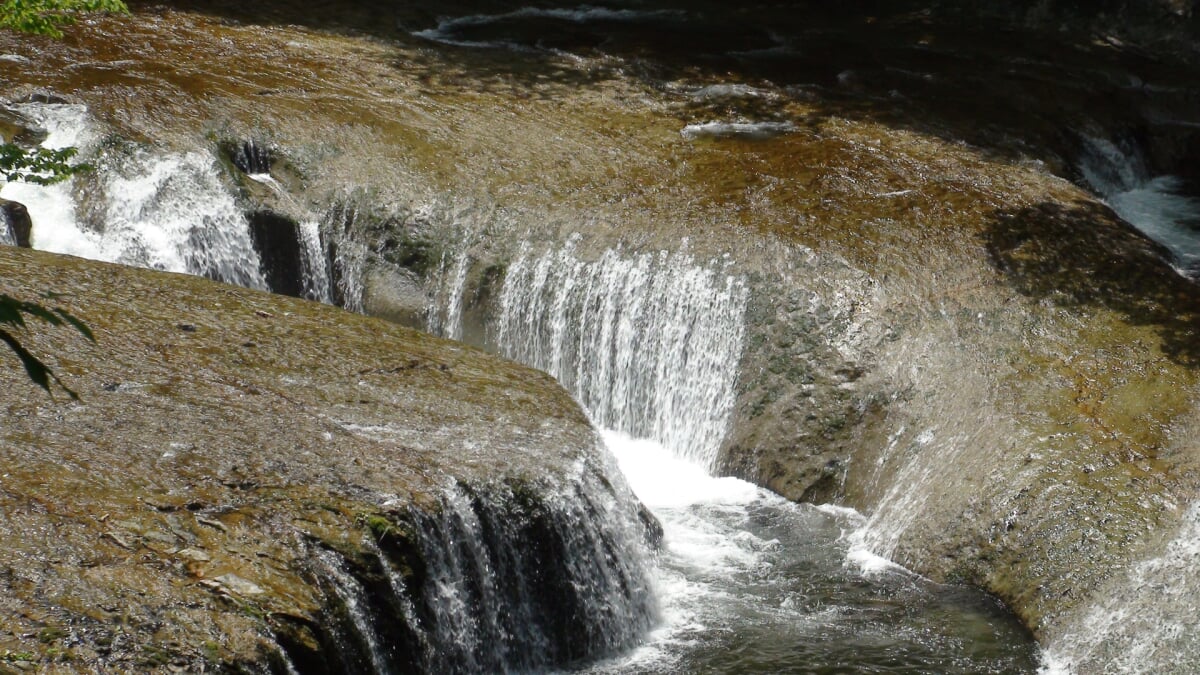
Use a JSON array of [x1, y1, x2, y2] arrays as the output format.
[[0, 0, 128, 37], [1, 144, 88, 186], [0, 294, 91, 399]]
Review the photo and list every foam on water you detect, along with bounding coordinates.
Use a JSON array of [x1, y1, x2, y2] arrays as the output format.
[[680, 121, 796, 141], [414, 6, 685, 49], [597, 429, 789, 670]]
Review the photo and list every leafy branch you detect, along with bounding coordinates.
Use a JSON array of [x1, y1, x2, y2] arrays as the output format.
[[0, 0, 128, 38], [0, 293, 95, 399], [0, 144, 89, 185]]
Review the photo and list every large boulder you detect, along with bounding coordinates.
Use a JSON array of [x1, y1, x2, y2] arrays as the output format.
[[0, 246, 654, 672]]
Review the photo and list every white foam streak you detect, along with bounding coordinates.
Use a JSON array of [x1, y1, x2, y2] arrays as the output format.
[[415, 6, 684, 47], [680, 121, 795, 140], [1077, 134, 1200, 271]]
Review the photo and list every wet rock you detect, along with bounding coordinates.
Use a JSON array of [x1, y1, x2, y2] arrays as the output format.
[[226, 139, 273, 176], [210, 574, 265, 596], [247, 209, 305, 297], [0, 199, 32, 248], [22, 92, 70, 105], [361, 265, 428, 328], [0, 246, 645, 672]]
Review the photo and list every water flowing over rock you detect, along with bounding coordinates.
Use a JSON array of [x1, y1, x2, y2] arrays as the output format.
[[490, 242, 749, 468], [0, 103, 267, 289], [1075, 133, 1200, 274], [7, 1, 1200, 671], [0, 198, 30, 247], [406, 475, 655, 672], [0, 246, 656, 672]]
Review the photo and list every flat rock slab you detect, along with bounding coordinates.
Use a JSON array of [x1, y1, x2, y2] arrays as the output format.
[[0, 245, 597, 671]]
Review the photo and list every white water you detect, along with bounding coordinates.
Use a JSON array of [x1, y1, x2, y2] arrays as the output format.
[[246, 172, 334, 303], [414, 6, 685, 50], [427, 220, 479, 341], [314, 547, 395, 675], [1077, 134, 1200, 273], [591, 430, 823, 672], [680, 121, 796, 141], [493, 241, 748, 467], [1041, 500, 1200, 674], [1, 103, 267, 289], [476, 242, 1036, 671]]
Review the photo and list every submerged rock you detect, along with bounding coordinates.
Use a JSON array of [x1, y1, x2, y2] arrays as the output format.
[[0, 246, 655, 672]]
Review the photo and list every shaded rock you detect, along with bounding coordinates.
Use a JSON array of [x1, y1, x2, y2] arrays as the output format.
[[227, 139, 273, 175], [247, 209, 305, 297], [0, 198, 32, 248], [361, 265, 428, 327]]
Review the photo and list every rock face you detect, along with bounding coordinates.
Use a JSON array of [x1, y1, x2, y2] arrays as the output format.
[[0, 198, 31, 247], [247, 209, 306, 297], [0, 246, 654, 672]]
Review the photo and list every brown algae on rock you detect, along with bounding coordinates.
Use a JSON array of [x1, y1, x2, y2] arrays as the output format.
[[0, 245, 624, 670]]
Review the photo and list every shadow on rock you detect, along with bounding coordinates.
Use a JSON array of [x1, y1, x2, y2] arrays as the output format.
[[984, 199, 1200, 367]]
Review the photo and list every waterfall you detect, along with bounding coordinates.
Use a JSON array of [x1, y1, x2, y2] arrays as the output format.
[[1076, 134, 1200, 273], [407, 474, 656, 673], [297, 464, 656, 674], [426, 223, 475, 341], [313, 548, 397, 675], [298, 218, 333, 303], [1, 103, 268, 289], [0, 218, 14, 246], [492, 241, 749, 468]]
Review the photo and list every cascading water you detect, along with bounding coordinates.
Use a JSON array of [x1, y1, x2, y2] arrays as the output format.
[[295, 462, 656, 674], [493, 240, 747, 467], [314, 548, 397, 675], [0, 217, 15, 246], [426, 220, 477, 341], [436, 240, 1039, 672], [406, 473, 656, 673], [1076, 134, 1200, 274], [1040, 500, 1200, 674], [1, 103, 268, 289]]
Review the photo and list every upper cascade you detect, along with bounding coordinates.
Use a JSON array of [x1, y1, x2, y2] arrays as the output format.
[[490, 241, 749, 468], [1, 102, 268, 290]]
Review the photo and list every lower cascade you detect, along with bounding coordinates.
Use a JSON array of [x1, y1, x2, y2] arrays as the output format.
[[437, 243, 1042, 672], [290, 466, 656, 675]]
